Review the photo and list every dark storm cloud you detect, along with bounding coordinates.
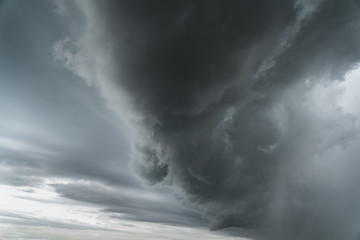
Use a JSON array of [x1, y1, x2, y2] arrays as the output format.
[[1, 1, 214, 235], [59, 0, 360, 239]]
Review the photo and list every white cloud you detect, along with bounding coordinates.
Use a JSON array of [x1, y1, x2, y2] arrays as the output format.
[[0, 136, 57, 158], [338, 66, 360, 115], [0, 184, 247, 240]]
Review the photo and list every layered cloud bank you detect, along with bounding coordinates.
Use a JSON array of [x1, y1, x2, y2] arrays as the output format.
[[55, 1, 360, 239]]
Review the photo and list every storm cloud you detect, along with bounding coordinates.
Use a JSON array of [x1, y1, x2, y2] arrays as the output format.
[[56, 0, 360, 239]]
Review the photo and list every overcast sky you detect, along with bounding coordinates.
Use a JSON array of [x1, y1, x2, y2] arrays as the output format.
[[1, 0, 360, 239]]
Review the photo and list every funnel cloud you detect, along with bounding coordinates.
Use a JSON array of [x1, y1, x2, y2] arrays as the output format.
[[52, 0, 360, 239]]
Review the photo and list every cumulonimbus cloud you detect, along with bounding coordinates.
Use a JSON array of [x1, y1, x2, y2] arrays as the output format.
[[54, 0, 360, 239]]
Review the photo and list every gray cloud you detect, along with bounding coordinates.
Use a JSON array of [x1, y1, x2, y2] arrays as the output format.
[[56, 0, 360, 239], [0, 131, 135, 188], [0, 0, 135, 188], [51, 181, 205, 227], [0, 211, 114, 231]]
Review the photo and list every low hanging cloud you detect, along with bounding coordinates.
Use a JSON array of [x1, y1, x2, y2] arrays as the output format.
[[55, 0, 360, 239]]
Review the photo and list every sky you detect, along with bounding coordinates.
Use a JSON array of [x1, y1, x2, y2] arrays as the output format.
[[1, 0, 360, 239]]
